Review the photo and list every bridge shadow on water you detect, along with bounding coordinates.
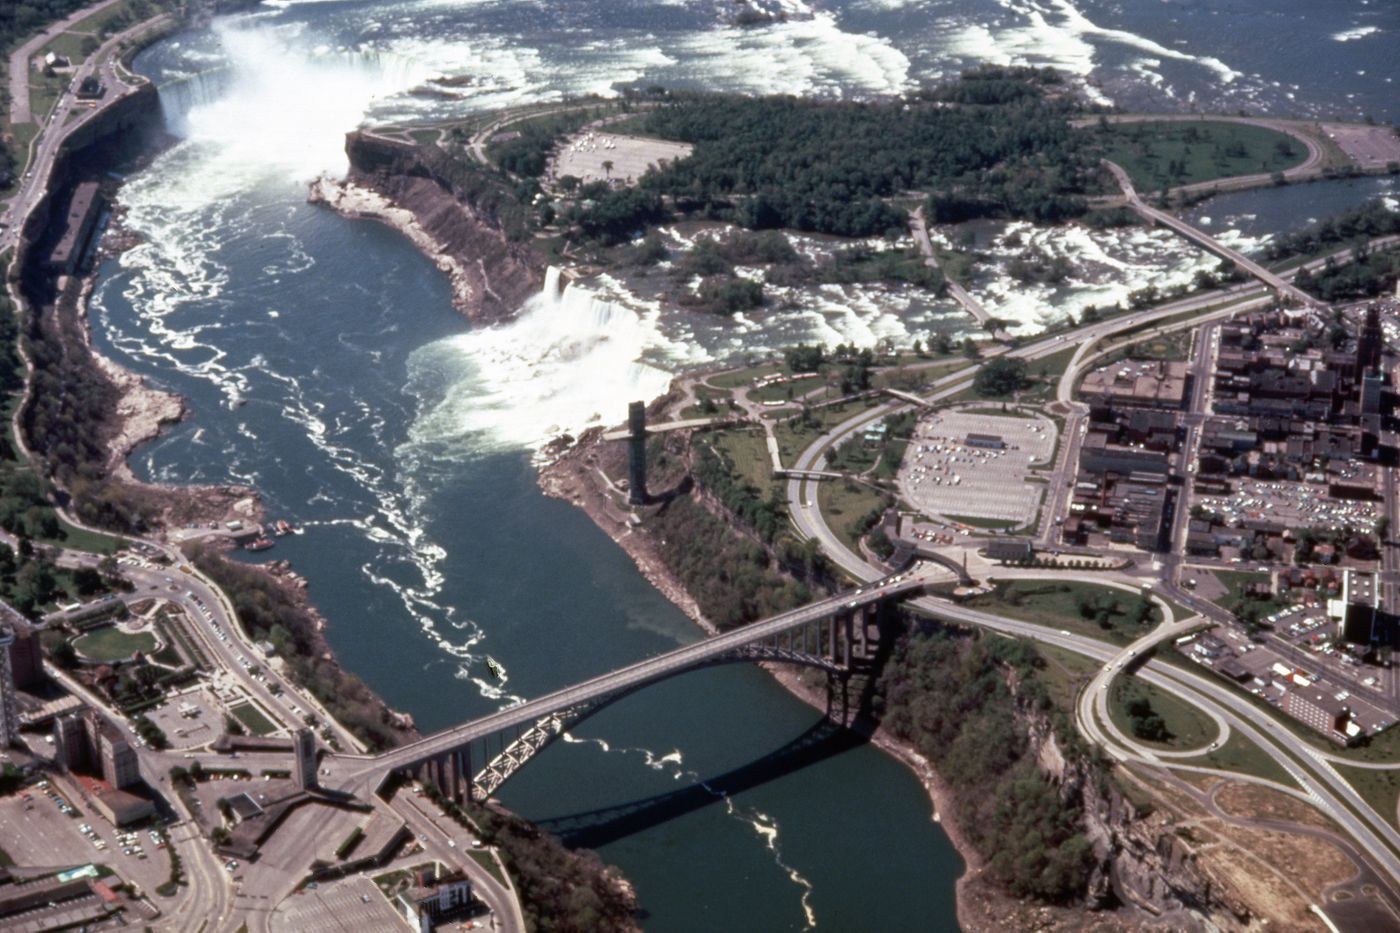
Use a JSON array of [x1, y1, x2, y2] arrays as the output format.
[[533, 613, 900, 850], [533, 713, 872, 850]]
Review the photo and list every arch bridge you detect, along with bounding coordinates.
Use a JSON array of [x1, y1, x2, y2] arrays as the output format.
[[320, 569, 941, 803]]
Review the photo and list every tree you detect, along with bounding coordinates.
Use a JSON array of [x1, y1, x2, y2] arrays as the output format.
[[602, 159, 614, 180], [973, 357, 1029, 397]]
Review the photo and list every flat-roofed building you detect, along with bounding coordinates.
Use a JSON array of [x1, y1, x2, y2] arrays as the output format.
[[1080, 359, 1190, 410]]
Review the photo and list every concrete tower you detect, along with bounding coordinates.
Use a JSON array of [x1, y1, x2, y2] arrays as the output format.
[[627, 401, 648, 506], [293, 727, 317, 790], [0, 626, 17, 747]]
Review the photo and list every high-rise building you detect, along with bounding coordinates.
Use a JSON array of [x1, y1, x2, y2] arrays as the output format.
[[293, 728, 317, 790], [1357, 304, 1383, 373], [0, 627, 18, 747], [80, 711, 139, 789], [1, 603, 43, 689], [53, 714, 87, 771]]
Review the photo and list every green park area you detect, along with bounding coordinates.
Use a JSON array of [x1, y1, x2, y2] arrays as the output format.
[[1108, 675, 1217, 750], [72, 625, 156, 662], [1089, 119, 1308, 193], [964, 580, 1160, 645], [228, 702, 278, 737]]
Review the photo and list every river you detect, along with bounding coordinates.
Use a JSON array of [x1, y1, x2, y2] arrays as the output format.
[[85, 0, 1395, 929]]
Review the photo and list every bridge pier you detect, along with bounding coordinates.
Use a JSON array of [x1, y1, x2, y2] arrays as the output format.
[[419, 746, 472, 805]]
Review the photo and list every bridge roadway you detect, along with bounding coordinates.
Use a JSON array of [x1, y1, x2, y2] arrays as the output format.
[[1104, 160, 1324, 309], [322, 570, 942, 794]]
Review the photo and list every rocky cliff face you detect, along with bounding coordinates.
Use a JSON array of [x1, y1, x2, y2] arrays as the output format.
[[1020, 703, 1255, 932], [340, 131, 544, 324]]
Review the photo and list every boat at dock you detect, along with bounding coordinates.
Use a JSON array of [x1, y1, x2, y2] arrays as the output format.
[[245, 537, 275, 552]]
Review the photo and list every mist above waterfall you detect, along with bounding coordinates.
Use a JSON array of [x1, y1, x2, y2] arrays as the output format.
[[403, 269, 699, 456], [159, 20, 430, 186]]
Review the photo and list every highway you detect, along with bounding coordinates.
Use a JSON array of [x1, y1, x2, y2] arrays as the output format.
[[775, 273, 1400, 893], [1, 9, 175, 256], [5, 0, 127, 127]]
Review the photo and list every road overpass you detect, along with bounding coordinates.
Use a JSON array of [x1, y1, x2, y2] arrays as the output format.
[[321, 569, 942, 802], [1103, 160, 1325, 309]]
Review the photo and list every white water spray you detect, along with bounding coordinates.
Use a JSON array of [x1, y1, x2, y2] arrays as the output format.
[[404, 268, 692, 454]]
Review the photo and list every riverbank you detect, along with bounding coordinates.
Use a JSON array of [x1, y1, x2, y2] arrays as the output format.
[[532, 424, 1022, 920]]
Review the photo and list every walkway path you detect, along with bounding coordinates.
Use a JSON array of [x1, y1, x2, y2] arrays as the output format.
[[909, 207, 1010, 340], [1104, 159, 1324, 309]]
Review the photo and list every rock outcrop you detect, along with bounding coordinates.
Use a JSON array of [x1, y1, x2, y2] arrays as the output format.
[[334, 131, 545, 324]]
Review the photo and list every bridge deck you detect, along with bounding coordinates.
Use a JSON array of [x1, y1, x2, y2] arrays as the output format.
[[326, 570, 939, 790]]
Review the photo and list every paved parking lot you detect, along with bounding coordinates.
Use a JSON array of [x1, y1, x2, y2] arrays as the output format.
[[899, 409, 1056, 527], [549, 131, 694, 186], [0, 782, 165, 891], [1195, 622, 1395, 736], [145, 687, 223, 750], [1320, 122, 1400, 171], [1196, 477, 1379, 535], [271, 873, 409, 932]]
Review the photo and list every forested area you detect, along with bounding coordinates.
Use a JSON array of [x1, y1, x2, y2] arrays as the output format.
[[419, 785, 637, 932], [877, 625, 1098, 902], [610, 68, 1094, 239], [1263, 200, 1400, 263], [1260, 200, 1400, 301]]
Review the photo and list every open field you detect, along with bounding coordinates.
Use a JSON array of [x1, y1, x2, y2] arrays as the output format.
[[1109, 674, 1218, 750], [964, 580, 1159, 645], [1090, 120, 1308, 192], [72, 626, 156, 661]]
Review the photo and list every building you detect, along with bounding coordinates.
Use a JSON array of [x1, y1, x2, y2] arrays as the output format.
[[58, 710, 141, 789], [1079, 433, 1170, 477], [627, 400, 647, 506], [396, 866, 474, 933], [54, 714, 87, 771], [95, 721, 140, 789], [1331, 569, 1380, 645], [1281, 688, 1353, 745], [1, 602, 43, 689], [965, 432, 1005, 450], [77, 775, 155, 826], [985, 539, 1033, 563], [0, 626, 18, 747], [1079, 359, 1190, 410], [45, 181, 103, 274]]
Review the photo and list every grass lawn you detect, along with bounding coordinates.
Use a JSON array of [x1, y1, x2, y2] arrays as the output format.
[[1108, 675, 1218, 750], [964, 580, 1158, 646], [748, 377, 821, 405], [1212, 569, 1272, 602], [706, 428, 778, 494], [1336, 764, 1400, 828], [1089, 119, 1308, 193], [73, 626, 156, 661], [1180, 730, 1294, 787], [468, 850, 507, 886], [772, 397, 884, 468], [708, 363, 781, 390], [1034, 641, 1101, 711], [228, 702, 278, 737], [816, 478, 890, 551]]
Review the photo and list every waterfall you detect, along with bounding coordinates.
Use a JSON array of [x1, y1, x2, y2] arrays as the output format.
[[404, 270, 696, 454], [149, 19, 432, 184]]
